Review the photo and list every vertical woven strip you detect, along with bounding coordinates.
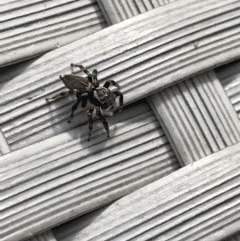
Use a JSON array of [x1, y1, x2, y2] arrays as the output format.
[[148, 71, 240, 165]]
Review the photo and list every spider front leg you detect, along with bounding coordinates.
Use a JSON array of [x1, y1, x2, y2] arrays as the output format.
[[97, 109, 110, 139], [112, 90, 124, 111], [71, 63, 90, 75], [87, 108, 94, 141], [103, 80, 120, 89], [91, 69, 99, 87], [71, 64, 99, 87]]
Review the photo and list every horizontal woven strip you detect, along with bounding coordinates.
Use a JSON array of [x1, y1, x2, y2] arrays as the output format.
[[0, 0, 107, 67], [53, 143, 240, 241], [0, 101, 179, 241]]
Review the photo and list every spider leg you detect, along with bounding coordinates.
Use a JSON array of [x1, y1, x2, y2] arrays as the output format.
[[87, 108, 94, 141], [71, 63, 91, 75], [112, 90, 124, 111], [70, 63, 98, 87], [68, 92, 83, 123], [81, 96, 87, 108], [68, 102, 80, 123], [46, 89, 75, 102], [70, 63, 81, 74], [92, 69, 99, 88], [97, 109, 110, 138], [71, 64, 92, 83], [103, 80, 120, 89]]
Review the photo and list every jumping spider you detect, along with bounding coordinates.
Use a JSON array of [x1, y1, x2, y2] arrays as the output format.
[[46, 63, 123, 141]]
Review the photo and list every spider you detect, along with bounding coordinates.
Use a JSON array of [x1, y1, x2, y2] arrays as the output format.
[[46, 63, 123, 141]]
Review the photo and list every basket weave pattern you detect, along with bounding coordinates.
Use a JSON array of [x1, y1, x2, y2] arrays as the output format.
[[1, 0, 240, 241]]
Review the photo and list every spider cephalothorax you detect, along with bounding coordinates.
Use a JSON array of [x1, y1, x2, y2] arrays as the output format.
[[46, 63, 123, 141]]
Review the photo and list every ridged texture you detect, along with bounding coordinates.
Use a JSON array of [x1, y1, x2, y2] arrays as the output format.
[[0, 101, 179, 241], [28, 231, 57, 241], [97, 0, 177, 24], [0, 126, 55, 240], [50, 1, 240, 239], [95, 4, 240, 240], [53, 143, 240, 241], [1, 94, 85, 150], [1, 0, 240, 150], [216, 60, 240, 119], [0, 129, 11, 155], [0, 0, 107, 67], [148, 71, 240, 165]]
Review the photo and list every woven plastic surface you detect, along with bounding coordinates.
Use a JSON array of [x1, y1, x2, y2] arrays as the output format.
[[1, 0, 240, 241]]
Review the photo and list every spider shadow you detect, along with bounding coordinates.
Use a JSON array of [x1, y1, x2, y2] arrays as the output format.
[[44, 95, 88, 134], [71, 99, 150, 149], [45, 94, 148, 160], [66, 110, 114, 150], [50, 100, 153, 240], [45, 95, 112, 152]]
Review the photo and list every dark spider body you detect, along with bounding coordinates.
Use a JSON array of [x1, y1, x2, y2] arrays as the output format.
[[46, 64, 123, 141]]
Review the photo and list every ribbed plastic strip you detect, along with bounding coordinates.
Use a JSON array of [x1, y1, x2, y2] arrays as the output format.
[[0, 0, 107, 67], [0, 101, 179, 241], [1, 0, 240, 150], [0, 129, 11, 155], [53, 143, 240, 241], [97, 0, 176, 24], [148, 71, 240, 165], [50, 1, 240, 240], [0, 128, 55, 241]]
